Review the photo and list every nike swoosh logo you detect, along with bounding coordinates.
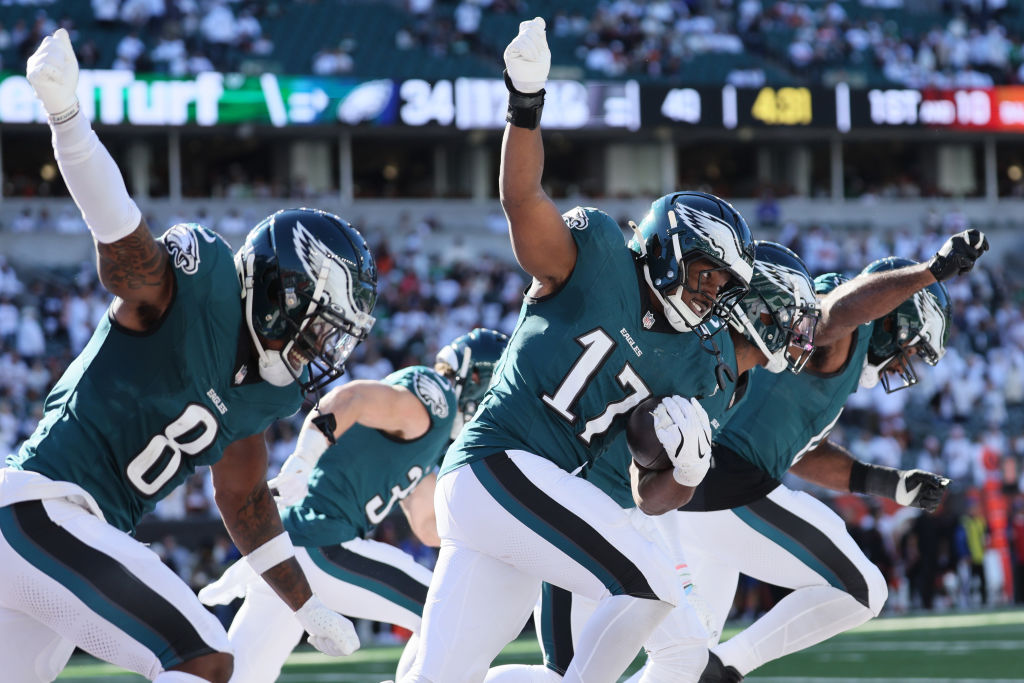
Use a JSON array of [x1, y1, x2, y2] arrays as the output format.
[[897, 477, 922, 505]]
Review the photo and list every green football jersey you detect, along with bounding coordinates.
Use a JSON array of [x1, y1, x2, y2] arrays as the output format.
[[441, 207, 725, 479], [283, 366, 456, 547], [715, 273, 874, 480], [583, 330, 741, 509], [7, 224, 303, 532]]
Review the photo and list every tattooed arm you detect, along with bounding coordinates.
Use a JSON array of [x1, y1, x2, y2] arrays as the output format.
[[99, 220, 174, 332], [211, 432, 314, 610]]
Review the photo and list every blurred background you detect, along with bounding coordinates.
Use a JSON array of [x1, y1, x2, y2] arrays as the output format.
[[2, 0, 1024, 659]]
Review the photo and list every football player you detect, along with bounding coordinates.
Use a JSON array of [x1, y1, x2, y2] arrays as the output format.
[[0, 30, 375, 683], [487, 242, 821, 683], [643, 234, 988, 683], [400, 19, 760, 683], [199, 329, 508, 683]]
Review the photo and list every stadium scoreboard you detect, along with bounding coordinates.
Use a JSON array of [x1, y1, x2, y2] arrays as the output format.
[[3, 69, 1024, 133]]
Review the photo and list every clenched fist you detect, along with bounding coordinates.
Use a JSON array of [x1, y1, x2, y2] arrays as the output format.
[[26, 28, 80, 121], [504, 17, 550, 94]]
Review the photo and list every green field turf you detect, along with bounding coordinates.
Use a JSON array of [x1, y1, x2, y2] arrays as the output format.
[[56, 609, 1024, 682]]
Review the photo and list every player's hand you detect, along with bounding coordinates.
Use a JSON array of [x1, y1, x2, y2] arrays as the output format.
[[895, 469, 950, 513], [651, 395, 712, 486], [197, 559, 256, 606], [295, 596, 360, 656], [268, 453, 313, 506], [26, 28, 80, 119], [928, 229, 988, 282], [504, 17, 550, 94]]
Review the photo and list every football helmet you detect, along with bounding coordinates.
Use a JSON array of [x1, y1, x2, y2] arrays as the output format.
[[236, 208, 377, 393], [859, 257, 952, 393], [435, 328, 509, 437], [628, 191, 755, 337], [731, 241, 819, 373]]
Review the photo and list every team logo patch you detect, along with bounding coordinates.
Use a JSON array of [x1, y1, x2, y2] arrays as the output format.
[[562, 207, 590, 231], [414, 371, 450, 419], [163, 224, 201, 274]]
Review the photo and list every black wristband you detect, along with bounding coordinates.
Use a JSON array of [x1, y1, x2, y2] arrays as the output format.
[[504, 70, 545, 130], [849, 460, 899, 498], [311, 412, 337, 445]]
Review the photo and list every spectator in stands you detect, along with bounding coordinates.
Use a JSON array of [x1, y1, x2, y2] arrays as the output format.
[[961, 500, 990, 605]]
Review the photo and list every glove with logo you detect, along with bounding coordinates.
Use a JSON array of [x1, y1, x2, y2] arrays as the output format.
[[295, 596, 361, 656], [850, 462, 950, 513], [928, 229, 989, 282], [26, 28, 80, 123], [650, 395, 713, 487]]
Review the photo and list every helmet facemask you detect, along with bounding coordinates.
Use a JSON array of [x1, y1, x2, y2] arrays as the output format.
[[863, 296, 945, 393], [861, 275, 950, 394], [735, 294, 819, 374], [279, 247, 376, 393], [728, 242, 819, 374]]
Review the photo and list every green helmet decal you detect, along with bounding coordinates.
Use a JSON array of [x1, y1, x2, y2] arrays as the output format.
[[860, 257, 952, 392], [734, 241, 819, 373]]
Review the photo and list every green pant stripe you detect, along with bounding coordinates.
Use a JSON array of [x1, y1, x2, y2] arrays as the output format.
[[0, 504, 178, 665], [731, 505, 846, 592], [470, 459, 626, 595]]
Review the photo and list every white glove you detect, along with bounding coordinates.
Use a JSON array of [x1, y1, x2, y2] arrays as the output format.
[[294, 595, 360, 656], [651, 396, 712, 487], [503, 17, 550, 94], [197, 559, 257, 606], [26, 28, 80, 120], [268, 453, 314, 506]]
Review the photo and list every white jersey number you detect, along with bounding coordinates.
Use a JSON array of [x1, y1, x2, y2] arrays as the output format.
[[542, 328, 651, 445], [365, 466, 424, 525], [126, 403, 219, 496]]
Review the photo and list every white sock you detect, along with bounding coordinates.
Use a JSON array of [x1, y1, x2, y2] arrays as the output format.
[[154, 672, 210, 682], [563, 595, 673, 683], [485, 664, 563, 682], [714, 586, 873, 675]]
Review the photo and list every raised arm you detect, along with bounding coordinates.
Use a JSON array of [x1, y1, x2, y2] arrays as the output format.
[[500, 18, 576, 294], [212, 433, 359, 656], [269, 380, 432, 505], [789, 438, 950, 513], [27, 30, 171, 332], [815, 230, 988, 348]]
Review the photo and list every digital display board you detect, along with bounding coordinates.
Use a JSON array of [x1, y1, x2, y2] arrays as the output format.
[[0, 70, 640, 130], [4, 69, 1024, 133]]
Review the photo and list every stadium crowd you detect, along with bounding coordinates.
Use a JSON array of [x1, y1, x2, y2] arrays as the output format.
[[1, 203, 1023, 635], [1, 1, 1023, 87]]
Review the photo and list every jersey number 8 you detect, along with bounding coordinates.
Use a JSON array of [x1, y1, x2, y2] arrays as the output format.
[[126, 403, 219, 496]]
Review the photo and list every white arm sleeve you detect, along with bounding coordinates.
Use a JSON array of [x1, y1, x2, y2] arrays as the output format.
[[51, 113, 141, 244]]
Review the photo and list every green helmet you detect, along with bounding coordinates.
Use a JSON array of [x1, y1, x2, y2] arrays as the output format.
[[236, 208, 377, 394], [732, 241, 819, 373], [859, 257, 952, 393], [627, 191, 755, 337], [435, 328, 509, 435]]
